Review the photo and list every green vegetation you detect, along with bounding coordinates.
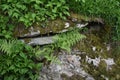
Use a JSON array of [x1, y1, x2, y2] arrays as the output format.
[[0, 0, 74, 38], [53, 28, 86, 52], [0, 0, 120, 40], [0, 29, 86, 79], [0, 15, 14, 39], [67, 0, 120, 41], [0, 0, 69, 27], [0, 0, 120, 79], [0, 39, 41, 80]]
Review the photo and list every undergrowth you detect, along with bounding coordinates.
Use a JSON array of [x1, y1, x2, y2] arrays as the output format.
[[0, 0, 120, 79], [0, 0, 70, 27], [0, 0, 80, 38], [0, 39, 42, 80], [67, 0, 120, 41]]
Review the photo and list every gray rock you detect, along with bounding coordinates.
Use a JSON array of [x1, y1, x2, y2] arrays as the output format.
[[28, 36, 54, 45], [86, 77, 95, 80], [39, 51, 95, 80]]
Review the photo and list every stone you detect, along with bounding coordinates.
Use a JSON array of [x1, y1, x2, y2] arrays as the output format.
[[76, 23, 88, 28], [86, 77, 95, 80], [28, 36, 54, 45], [64, 22, 70, 28], [102, 58, 115, 70], [86, 56, 101, 67], [39, 51, 95, 80]]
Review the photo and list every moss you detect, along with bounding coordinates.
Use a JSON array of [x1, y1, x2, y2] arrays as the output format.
[[69, 12, 90, 22], [81, 60, 108, 80], [61, 74, 84, 80], [13, 24, 30, 37], [14, 18, 76, 37], [13, 12, 106, 37], [74, 37, 120, 79], [69, 12, 104, 23], [23, 38, 31, 43], [72, 23, 120, 79], [106, 65, 120, 80], [32, 19, 76, 35], [75, 33, 109, 59], [74, 23, 112, 58]]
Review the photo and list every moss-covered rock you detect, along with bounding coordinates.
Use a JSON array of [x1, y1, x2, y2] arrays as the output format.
[[13, 12, 104, 38]]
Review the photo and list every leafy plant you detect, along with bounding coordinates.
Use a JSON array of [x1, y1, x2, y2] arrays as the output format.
[[0, 15, 14, 39], [0, 0, 70, 27], [67, 0, 120, 41], [0, 39, 42, 80], [35, 45, 59, 63]]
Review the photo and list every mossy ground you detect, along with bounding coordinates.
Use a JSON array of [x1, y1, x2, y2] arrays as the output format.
[[73, 24, 120, 80]]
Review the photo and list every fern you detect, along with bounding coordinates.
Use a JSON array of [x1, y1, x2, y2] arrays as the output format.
[[0, 39, 16, 55], [35, 45, 59, 63], [53, 28, 86, 52], [0, 39, 41, 80]]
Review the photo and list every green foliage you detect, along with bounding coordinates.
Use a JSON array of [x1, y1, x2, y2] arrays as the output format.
[[35, 45, 59, 63], [0, 15, 14, 39], [75, 0, 85, 3], [35, 28, 86, 64], [0, 0, 69, 27], [0, 39, 42, 80], [0, 0, 71, 39], [68, 0, 119, 23], [53, 28, 86, 52], [67, 0, 120, 41]]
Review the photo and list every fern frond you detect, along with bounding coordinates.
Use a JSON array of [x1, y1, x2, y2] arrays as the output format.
[[53, 28, 86, 52], [0, 39, 17, 55]]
